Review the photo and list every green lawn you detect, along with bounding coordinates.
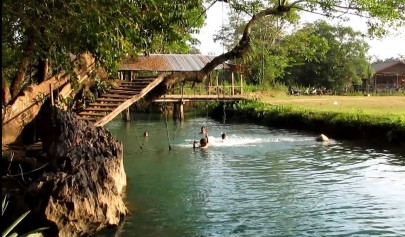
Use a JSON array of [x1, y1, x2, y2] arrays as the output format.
[[255, 95, 405, 116]]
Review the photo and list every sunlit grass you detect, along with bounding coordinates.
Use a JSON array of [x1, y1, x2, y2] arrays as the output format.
[[259, 95, 405, 116]]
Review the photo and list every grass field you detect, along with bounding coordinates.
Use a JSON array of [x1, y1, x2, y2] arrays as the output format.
[[247, 93, 405, 116]]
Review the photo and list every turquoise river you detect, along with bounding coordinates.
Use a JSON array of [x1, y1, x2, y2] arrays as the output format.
[[92, 113, 405, 237]]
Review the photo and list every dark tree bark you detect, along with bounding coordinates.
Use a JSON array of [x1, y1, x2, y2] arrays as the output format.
[[2, 78, 12, 106], [10, 38, 36, 100], [37, 58, 49, 84]]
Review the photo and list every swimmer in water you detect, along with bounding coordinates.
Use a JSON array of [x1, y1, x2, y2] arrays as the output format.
[[143, 131, 149, 137], [221, 133, 227, 140], [200, 126, 207, 135], [194, 133, 209, 149]]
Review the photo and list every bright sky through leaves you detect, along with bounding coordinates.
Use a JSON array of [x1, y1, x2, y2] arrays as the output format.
[[195, 3, 405, 59]]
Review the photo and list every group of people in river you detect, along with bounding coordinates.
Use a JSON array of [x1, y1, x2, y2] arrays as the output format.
[[142, 125, 226, 150], [193, 126, 227, 149]]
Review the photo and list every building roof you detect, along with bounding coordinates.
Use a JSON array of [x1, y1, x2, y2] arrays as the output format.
[[372, 61, 405, 73], [119, 54, 229, 72]]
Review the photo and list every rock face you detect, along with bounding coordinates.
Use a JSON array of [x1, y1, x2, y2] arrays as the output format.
[[25, 106, 128, 237]]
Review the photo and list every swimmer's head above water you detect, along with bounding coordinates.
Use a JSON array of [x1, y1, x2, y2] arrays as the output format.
[[194, 133, 209, 149], [221, 133, 227, 140], [200, 126, 207, 134]]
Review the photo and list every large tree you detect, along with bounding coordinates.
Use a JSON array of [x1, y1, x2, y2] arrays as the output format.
[[3, 0, 405, 104], [213, 3, 300, 85], [145, 0, 405, 102], [2, 0, 205, 104], [281, 20, 371, 90]]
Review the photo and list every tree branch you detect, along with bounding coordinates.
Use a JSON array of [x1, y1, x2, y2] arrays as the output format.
[[145, 6, 289, 103]]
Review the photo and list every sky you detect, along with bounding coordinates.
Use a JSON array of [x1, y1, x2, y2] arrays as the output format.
[[194, 3, 405, 60]]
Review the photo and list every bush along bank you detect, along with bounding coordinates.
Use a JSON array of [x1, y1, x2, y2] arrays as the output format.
[[209, 99, 405, 147]]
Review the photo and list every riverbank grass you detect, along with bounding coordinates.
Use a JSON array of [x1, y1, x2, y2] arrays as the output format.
[[214, 98, 404, 145], [257, 95, 405, 116]]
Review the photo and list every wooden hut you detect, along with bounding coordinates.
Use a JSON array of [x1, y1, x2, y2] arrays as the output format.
[[362, 61, 405, 92]]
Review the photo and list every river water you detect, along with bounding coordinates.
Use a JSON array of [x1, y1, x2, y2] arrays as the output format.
[[94, 113, 405, 237]]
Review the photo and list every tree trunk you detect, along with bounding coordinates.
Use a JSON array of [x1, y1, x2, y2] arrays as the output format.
[[2, 78, 12, 106], [37, 58, 49, 84], [10, 38, 36, 100], [145, 6, 289, 104]]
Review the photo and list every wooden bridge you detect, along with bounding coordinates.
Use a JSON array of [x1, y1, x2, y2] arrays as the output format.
[[76, 76, 162, 126], [76, 76, 244, 126]]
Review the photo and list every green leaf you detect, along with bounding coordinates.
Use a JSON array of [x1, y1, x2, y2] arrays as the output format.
[[2, 196, 8, 216], [2, 211, 30, 237]]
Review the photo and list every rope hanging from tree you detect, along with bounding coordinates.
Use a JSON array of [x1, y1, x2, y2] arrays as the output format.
[[221, 0, 227, 138], [172, 112, 182, 140], [193, 83, 197, 141], [127, 104, 143, 152], [172, 81, 185, 140], [142, 103, 152, 145], [163, 95, 172, 151], [134, 122, 144, 152]]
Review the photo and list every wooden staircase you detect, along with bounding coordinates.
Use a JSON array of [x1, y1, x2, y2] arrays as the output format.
[[76, 76, 163, 126]]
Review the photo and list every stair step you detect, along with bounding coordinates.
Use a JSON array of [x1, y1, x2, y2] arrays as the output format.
[[83, 107, 114, 111], [88, 103, 120, 107], [118, 83, 150, 88], [108, 89, 140, 95], [78, 112, 108, 116], [120, 81, 153, 85], [135, 76, 158, 79], [130, 81, 152, 83], [77, 117, 99, 121], [96, 98, 127, 102], [100, 94, 132, 98], [114, 87, 143, 91]]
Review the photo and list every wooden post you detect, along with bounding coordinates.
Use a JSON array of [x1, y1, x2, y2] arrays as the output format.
[[50, 83, 54, 106], [122, 108, 131, 122], [216, 74, 219, 97], [129, 71, 133, 81], [181, 82, 185, 98], [231, 71, 235, 95], [397, 74, 399, 88], [374, 74, 377, 93], [208, 74, 212, 95], [173, 103, 179, 120], [179, 102, 184, 121], [240, 73, 243, 95]]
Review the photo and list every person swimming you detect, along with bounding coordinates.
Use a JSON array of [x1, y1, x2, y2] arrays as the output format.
[[194, 133, 209, 149], [200, 126, 207, 135], [143, 131, 149, 137], [221, 132, 227, 140]]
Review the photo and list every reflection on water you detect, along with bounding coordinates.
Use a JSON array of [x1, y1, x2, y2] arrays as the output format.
[[92, 114, 405, 237]]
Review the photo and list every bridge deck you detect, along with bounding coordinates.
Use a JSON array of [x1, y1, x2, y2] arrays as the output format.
[[154, 95, 244, 102], [77, 78, 245, 126]]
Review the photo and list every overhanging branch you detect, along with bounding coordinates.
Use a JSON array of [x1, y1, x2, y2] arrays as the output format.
[[146, 5, 288, 103]]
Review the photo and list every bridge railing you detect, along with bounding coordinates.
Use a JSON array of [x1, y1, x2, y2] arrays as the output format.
[[167, 82, 243, 97]]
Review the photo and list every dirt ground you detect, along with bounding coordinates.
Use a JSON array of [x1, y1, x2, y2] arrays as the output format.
[[253, 94, 405, 116]]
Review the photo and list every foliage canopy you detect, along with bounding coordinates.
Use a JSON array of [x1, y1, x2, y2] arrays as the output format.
[[2, 0, 405, 103]]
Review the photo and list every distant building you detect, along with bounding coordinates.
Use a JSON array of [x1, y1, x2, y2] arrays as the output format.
[[362, 61, 405, 92]]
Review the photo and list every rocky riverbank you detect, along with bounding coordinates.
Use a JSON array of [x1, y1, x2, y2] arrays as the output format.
[[210, 100, 405, 149], [2, 106, 128, 237]]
